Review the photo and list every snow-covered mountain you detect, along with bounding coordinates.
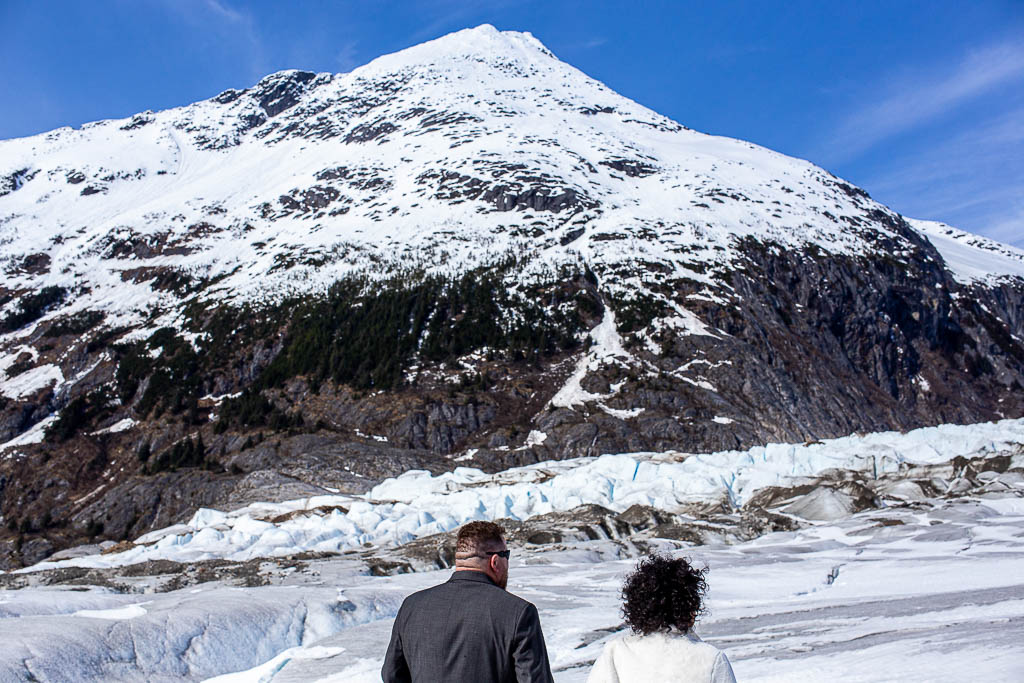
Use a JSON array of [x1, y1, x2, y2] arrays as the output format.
[[0, 25, 1022, 568], [0, 25, 950, 314]]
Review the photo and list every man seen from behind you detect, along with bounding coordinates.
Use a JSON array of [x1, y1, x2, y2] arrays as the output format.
[[381, 520, 554, 682]]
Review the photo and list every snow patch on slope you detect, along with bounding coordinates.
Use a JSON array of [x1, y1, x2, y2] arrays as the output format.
[[0, 363, 63, 399], [0, 415, 56, 452], [549, 306, 633, 409], [909, 218, 1024, 284]]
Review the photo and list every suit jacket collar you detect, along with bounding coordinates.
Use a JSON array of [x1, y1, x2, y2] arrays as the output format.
[[449, 570, 498, 586]]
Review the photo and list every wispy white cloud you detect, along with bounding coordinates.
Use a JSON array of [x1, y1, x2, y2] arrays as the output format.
[[866, 108, 1024, 190], [980, 206, 1024, 248], [336, 41, 360, 72], [405, 0, 524, 44], [200, 0, 246, 24], [569, 37, 608, 50], [407, 2, 484, 44], [551, 36, 608, 55], [156, 0, 266, 81], [862, 107, 1024, 247], [827, 39, 1024, 163]]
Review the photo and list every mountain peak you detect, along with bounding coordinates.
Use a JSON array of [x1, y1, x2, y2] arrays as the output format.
[[355, 25, 557, 78]]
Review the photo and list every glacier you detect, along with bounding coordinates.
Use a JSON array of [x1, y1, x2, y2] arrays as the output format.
[[1, 418, 1021, 681]]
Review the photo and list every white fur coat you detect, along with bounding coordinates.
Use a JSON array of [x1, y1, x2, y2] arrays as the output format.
[[587, 631, 736, 683]]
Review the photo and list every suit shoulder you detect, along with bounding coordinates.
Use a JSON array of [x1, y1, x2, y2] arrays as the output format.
[[399, 582, 448, 608], [494, 589, 538, 622], [503, 590, 536, 610]]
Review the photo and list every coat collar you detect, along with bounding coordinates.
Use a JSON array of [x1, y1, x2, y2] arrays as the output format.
[[448, 569, 498, 586]]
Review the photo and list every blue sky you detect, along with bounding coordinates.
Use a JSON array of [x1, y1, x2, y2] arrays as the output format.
[[2, 0, 1021, 246]]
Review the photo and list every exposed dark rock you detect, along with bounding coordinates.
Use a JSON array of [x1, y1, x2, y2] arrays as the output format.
[[0, 168, 37, 196], [420, 166, 597, 213], [277, 185, 341, 216], [483, 185, 591, 213], [600, 158, 658, 177], [255, 70, 317, 117], [1, 225, 1021, 567], [19, 538, 54, 566], [344, 120, 398, 144], [0, 553, 321, 592], [19, 253, 51, 275], [213, 89, 245, 105], [561, 227, 585, 245], [315, 166, 352, 182], [120, 113, 154, 131], [225, 433, 448, 491], [71, 470, 242, 545], [417, 110, 483, 131]]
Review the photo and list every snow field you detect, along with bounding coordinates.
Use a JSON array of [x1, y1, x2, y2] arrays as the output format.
[[2, 416, 1022, 681], [5, 494, 1022, 681], [908, 218, 1024, 284], [22, 417, 1024, 572], [0, 583, 402, 682], [214, 495, 1024, 682]]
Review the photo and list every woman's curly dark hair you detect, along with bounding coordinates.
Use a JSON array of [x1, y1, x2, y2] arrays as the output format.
[[621, 554, 708, 635]]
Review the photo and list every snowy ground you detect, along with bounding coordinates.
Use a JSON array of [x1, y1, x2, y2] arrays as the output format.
[[2, 420, 1023, 681], [4, 495, 1020, 682], [212, 497, 1024, 683]]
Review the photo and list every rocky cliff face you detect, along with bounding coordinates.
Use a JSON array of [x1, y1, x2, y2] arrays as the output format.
[[0, 26, 1022, 568]]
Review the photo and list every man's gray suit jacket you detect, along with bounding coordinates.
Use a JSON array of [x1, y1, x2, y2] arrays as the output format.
[[381, 570, 554, 683]]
